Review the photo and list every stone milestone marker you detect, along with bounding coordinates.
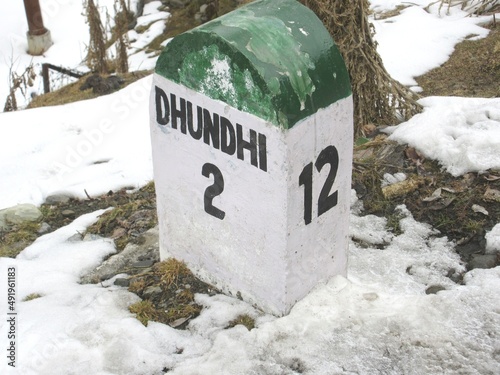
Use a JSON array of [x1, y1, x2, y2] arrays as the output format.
[[150, 0, 353, 316]]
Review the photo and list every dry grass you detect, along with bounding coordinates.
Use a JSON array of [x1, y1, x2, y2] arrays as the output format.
[[0, 221, 41, 258], [416, 22, 499, 98], [154, 258, 191, 288], [28, 70, 150, 109], [226, 314, 256, 330]]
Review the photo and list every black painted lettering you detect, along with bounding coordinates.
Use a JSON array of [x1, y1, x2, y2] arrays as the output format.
[[236, 124, 258, 168], [202, 163, 225, 220], [155, 87, 269, 173], [184, 101, 193, 135], [170, 94, 186, 131], [203, 109, 220, 149], [299, 162, 313, 225], [188, 106, 203, 140], [155, 86, 169, 125], [258, 133, 267, 172], [220, 117, 236, 155], [315, 145, 339, 217], [299, 145, 340, 225]]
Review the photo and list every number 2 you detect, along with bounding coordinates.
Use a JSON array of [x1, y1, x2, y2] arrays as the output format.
[[202, 163, 225, 220], [299, 145, 339, 225]]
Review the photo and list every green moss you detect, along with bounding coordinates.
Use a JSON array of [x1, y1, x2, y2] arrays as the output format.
[[23, 293, 43, 302], [0, 221, 41, 258]]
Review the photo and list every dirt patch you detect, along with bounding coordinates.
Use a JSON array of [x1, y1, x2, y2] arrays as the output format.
[[353, 135, 500, 273], [353, 19, 500, 273], [0, 182, 158, 259], [416, 22, 500, 98]]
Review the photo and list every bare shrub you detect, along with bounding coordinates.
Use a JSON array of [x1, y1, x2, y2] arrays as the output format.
[[301, 0, 422, 136], [83, 0, 109, 74]]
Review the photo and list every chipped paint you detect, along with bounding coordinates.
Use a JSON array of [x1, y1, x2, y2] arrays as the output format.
[[155, 0, 351, 129]]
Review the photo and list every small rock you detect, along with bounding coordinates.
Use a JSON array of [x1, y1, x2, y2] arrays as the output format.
[[168, 0, 191, 8], [469, 254, 498, 270], [38, 222, 51, 234], [83, 233, 102, 241], [0, 203, 42, 229], [132, 260, 155, 268], [425, 285, 446, 295], [111, 227, 127, 239], [184, 284, 191, 289], [67, 233, 83, 242], [363, 292, 379, 301], [143, 286, 162, 298], [114, 278, 131, 287], [62, 209, 76, 218], [45, 194, 71, 204]]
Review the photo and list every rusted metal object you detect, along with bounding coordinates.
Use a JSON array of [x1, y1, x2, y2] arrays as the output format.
[[23, 0, 48, 36]]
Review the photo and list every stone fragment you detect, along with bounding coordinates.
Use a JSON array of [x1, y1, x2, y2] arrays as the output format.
[[83, 233, 103, 241], [143, 286, 162, 298], [132, 260, 155, 268], [80, 226, 159, 284], [425, 285, 446, 295], [114, 278, 131, 287], [0, 204, 42, 229], [38, 222, 51, 234], [62, 209, 75, 218], [45, 194, 71, 204], [469, 254, 498, 270]]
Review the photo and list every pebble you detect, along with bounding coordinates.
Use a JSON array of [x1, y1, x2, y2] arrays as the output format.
[[425, 285, 446, 295], [67, 233, 83, 242], [0, 203, 42, 230], [114, 278, 131, 287], [45, 194, 71, 204], [38, 222, 51, 234], [143, 286, 162, 298], [469, 254, 498, 270], [62, 209, 76, 218], [132, 260, 155, 268], [83, 233, 103, 241]]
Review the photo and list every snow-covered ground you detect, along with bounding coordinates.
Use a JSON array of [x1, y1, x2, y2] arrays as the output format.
[[0, 0, 167, 109], [1, 1, 499, 374]]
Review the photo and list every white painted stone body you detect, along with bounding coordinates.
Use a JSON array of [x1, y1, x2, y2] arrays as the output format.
[[150, 74, 352, 315]]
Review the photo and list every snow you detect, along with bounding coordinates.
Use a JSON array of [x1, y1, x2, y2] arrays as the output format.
[[0, 0, 168, 108], [385, 96, 500, 176], [0, 1, 500, 374], [373, 5, 491, 87], [0, 76, 153, 209]]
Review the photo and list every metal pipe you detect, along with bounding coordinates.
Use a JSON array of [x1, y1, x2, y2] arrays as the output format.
[[23, 0, 48, 36]]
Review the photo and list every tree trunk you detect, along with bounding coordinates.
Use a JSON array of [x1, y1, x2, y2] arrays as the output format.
[[301, 0, 422, 136]]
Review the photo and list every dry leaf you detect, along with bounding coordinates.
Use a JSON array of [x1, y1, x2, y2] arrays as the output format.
[[423, 188, 442, 202], [428, 198, 455, 211], [483, 187, 500, 202], [169, 316, 190, 328], [472, 204, 489, 216]]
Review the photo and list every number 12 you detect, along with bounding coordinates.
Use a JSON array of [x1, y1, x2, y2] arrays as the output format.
[[298, 145, 339, 225]]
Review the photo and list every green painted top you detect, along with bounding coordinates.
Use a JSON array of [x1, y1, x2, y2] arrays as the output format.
[[155, 0, 351, 129]]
